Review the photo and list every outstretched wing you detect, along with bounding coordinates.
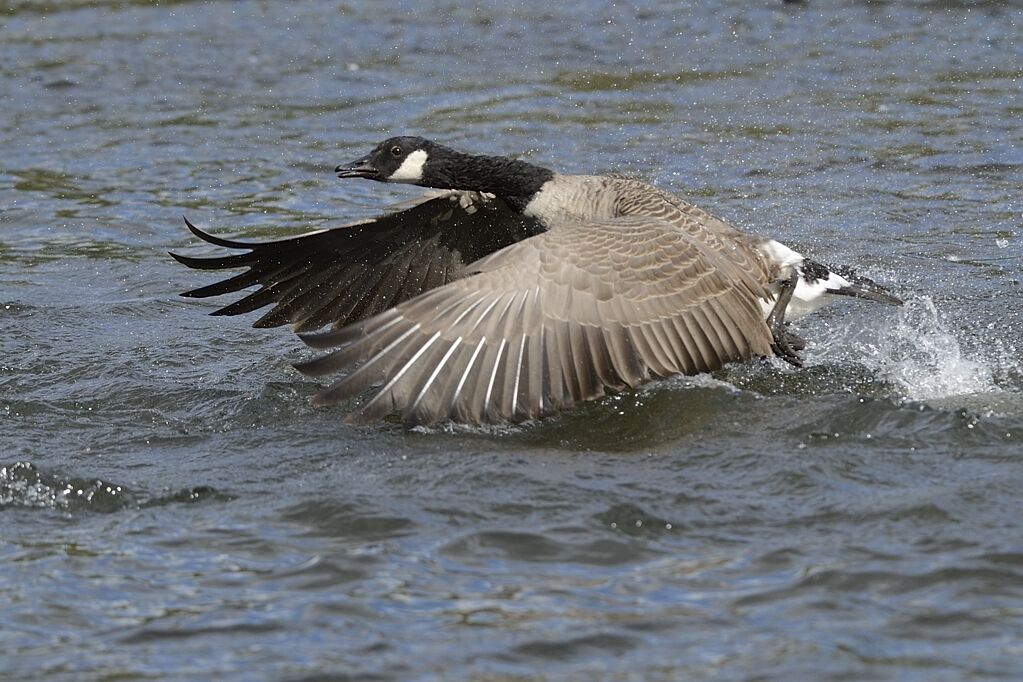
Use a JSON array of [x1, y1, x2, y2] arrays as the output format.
[[295, 216, 775, 426], [170, 191, 543, 332]]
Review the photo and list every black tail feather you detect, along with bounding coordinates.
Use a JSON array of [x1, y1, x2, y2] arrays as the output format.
[[801, 259, 904, 306], [830, 265, 904, 306]]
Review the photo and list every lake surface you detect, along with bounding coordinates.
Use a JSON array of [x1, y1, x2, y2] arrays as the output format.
[[2, 0, 1022, 679]]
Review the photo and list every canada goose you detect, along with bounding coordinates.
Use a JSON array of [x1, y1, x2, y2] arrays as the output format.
[[172, 136, 902, 426]]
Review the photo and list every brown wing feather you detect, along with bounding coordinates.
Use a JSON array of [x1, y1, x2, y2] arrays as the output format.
[[614, 179, 775, 283], [170, 192, 543, 332], [294, 216, 775, 426]]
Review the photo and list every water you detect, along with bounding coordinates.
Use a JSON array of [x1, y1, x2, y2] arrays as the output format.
[[2, 1, 1022, 679]]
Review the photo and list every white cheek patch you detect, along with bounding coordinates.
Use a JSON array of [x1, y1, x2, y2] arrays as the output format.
[[389, 149, 428, 183]]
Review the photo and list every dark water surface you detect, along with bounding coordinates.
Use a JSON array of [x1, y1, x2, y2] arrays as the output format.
[[2, 1, 1022, 679]]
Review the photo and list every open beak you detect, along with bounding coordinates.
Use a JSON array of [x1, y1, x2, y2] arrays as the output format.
[[334, 156, 380, 179]]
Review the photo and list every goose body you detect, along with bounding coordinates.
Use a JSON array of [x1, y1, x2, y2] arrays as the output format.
[[172, 136, 901, 426]]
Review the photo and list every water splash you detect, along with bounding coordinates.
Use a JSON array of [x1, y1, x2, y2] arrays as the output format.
[[813, 296, 999, 403]]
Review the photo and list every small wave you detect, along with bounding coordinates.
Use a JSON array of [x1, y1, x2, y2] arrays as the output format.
[[411, 419, 528, 436], [812, 296, 1000, 404], [0, 462, 133, 513], [0, 462, 227, 513]]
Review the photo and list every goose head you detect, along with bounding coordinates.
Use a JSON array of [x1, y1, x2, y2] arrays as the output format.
[[335, 136, 437, 185], [334, 136, 554, 206]]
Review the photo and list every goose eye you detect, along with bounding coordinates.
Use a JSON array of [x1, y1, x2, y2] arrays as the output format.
[[390, 146, 402, 157]]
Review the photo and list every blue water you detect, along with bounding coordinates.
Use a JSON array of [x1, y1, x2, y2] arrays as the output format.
[[2, 1, 1022, 679]]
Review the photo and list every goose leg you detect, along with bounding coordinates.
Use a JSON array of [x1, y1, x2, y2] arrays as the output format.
[[767, 277, 804, 367]]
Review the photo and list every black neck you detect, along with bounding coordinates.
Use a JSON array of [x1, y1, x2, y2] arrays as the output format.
[[427, 149, 554, 208]]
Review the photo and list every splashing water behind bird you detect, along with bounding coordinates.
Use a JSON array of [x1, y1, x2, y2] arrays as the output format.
[[813, 296, 1000, 405]]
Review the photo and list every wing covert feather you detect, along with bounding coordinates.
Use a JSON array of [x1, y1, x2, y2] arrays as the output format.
[[296, 216, 775, 425]]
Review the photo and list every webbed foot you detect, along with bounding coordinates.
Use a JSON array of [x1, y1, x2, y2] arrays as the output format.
[[766, 277, 804, 368], [771, 328, 805, 367]]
